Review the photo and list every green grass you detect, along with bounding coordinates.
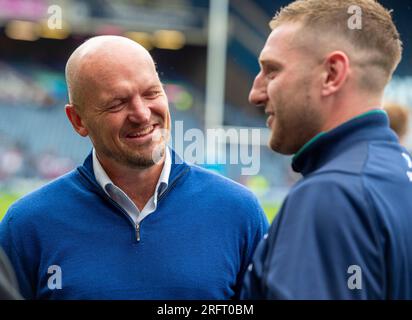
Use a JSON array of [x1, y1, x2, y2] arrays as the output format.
[[0, 191, 280, 224], [0, 192, 20, 221], [262, 202, 281, 223]]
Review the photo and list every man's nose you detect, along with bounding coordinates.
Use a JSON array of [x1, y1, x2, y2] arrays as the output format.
[[249, 73, 268, 107], [128, 96, 151, 123]]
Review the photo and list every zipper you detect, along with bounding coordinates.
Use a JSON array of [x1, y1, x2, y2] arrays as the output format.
[[105, 195, 141, 242], [78, 165, 190, 243], [78, 168, 141, 242], [135, 223, 140, 242]]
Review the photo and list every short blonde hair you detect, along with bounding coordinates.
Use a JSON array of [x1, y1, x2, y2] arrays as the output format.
[[270, 0, 402, 92], [384, 103, 410, 139]]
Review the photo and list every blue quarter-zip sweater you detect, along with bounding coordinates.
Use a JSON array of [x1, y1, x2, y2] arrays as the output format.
[[241, 110, 412, 299], [0, 150, 268, 299]]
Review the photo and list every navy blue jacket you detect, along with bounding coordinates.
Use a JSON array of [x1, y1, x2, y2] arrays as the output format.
[[241, 110, 412, 299], [0, 150, 268, 299]]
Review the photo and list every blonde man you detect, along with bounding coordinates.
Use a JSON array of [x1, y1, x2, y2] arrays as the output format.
[[241, 0, 412, 299], [385, 102, 410, 144]]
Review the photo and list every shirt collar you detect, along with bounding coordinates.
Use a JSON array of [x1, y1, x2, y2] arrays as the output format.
[[92, 147, 171, 198], [156, 146, 171, 197]]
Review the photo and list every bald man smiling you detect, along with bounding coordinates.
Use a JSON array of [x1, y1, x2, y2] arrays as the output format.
[[0, 36, 268, 300]]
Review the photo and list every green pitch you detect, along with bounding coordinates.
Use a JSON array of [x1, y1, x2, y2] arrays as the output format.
[[0, 192, 20, 221], [262, 202, 281, 223], [0, 192, 280, 223]]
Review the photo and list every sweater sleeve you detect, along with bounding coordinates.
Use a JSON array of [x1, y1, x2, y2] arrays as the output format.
[[0, 207, 37, 299], [241, 177, 382, 299], [234, 195, 269, 299]]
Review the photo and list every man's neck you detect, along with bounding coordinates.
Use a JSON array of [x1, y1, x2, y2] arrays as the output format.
[[320, 94, 383, 133], [98, 154, 165, 211]]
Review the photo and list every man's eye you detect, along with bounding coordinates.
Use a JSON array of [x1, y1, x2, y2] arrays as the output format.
[[266, 69, 277, 79], [146, 91, 162, 99], [108, 101, 125, 111]]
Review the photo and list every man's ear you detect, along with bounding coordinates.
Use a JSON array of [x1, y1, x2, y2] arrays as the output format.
[[321, 51, 350, 97], [65, 104, 88, 137]]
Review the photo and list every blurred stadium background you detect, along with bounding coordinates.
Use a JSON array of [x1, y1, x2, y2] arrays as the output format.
[[0, 0, 411, 222]]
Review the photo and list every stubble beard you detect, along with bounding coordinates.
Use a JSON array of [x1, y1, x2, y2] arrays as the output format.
[[100, 139, 166, 170], [121, 141, 166, 169], [268, 80, 321, 155]]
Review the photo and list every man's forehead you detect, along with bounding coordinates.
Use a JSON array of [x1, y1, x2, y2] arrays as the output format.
[[259, 23, 308, 63], [81, 51, 157, 83], [258, 33, 290, 65], [102, 79, 162, 95], [267, 23, 301, 48], [76, 57, 160, 105]]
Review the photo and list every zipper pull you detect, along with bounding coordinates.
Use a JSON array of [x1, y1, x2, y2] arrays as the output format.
[[136, 223, 141, 242]]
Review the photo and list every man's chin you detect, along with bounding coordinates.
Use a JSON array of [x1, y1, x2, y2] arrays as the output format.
[[123, 156, 156, 169], [269, 137, 296, 155], [123, 147, 165, 168]]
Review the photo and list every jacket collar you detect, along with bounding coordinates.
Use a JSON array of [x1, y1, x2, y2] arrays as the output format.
[[292, 110, 398, 176]]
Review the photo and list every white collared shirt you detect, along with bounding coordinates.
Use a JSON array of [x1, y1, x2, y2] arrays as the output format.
[[92, 147, 171, 225]]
